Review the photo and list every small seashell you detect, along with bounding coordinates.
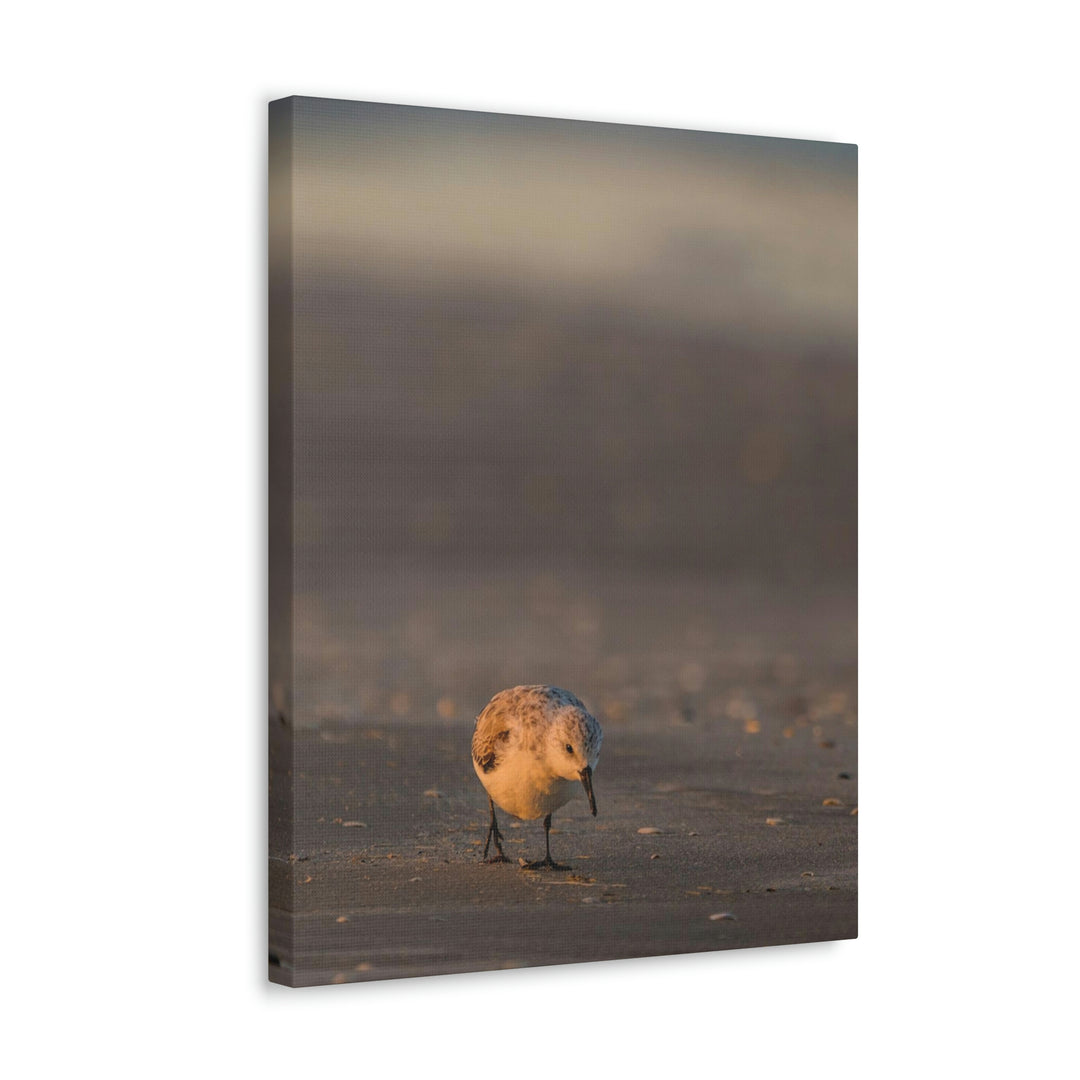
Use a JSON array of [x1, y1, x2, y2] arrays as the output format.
[[822, 798, 843, 806], [354, 962, 372, 973], [341, 820, 366, 827], [765, 817, 783, 826], [336, 916, 348, 923], [423, 790, 444, 798], [801, 871, 814, 877], [637, 827, 662, 834], [850, 807, 858, 815], [709, 912, 736, 921], [650, 853, 661, 860]]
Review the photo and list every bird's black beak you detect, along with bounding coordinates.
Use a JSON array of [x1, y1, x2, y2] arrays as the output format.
[[579, 765, 597, 816]]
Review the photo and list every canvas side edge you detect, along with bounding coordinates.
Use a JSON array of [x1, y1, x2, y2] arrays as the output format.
[[268, 96, 298, 987]]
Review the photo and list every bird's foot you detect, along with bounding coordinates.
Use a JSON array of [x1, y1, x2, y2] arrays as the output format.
[[483, 854, 512, 864], [522, 856, 572, 871]]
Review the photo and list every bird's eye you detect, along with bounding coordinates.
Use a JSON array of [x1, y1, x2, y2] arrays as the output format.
[[565, 743, 574, 754]]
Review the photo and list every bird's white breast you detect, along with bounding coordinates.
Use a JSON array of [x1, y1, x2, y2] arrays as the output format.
[[474, 751, 579, 820]]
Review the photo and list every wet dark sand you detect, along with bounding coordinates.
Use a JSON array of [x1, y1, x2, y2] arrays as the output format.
[[269, 702, 856, 986]]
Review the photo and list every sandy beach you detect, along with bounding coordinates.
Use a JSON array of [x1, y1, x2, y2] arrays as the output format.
[[269, 623, 857, 985]]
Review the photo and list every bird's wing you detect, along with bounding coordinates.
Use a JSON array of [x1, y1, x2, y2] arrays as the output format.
[[472, 696, 513, 774]]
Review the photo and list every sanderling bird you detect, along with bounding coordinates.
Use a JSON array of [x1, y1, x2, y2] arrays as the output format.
[[472, 685, 602, 870]]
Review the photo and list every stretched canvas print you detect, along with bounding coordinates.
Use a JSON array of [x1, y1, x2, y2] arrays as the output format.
[[269, 96, 857, 986]]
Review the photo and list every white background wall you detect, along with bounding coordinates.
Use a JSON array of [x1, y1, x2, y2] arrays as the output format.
[[4, 2, 1075, 1075]]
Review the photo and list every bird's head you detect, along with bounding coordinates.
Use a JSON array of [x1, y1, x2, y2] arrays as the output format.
[[545, 708, 603, 815]]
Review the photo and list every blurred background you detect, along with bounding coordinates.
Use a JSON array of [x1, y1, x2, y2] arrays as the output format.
[[271, 97, 857, 729]]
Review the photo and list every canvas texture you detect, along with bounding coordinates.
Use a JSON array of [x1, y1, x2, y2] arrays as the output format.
[[269, 96, 857, 986]]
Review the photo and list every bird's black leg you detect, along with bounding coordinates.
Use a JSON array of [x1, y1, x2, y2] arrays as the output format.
[[523, 813, 571, 871], [483, 796, 510, 863]]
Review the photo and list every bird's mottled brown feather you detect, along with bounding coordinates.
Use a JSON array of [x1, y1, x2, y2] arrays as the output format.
[[472, 724, 509, 773], [472, 685, 594, 775]]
